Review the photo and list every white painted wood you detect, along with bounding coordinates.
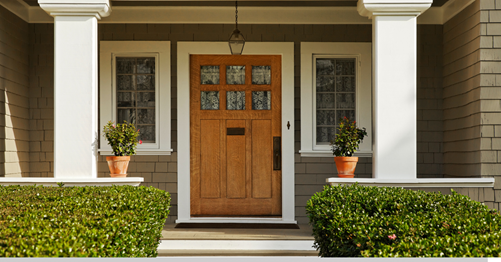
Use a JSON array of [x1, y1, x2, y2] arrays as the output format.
[[176, 218, 296, 224], [358, 0, 431, 179], [38, 0, 111, 19], [300, 43, 372, 158], [177, 42, 295, 224], [25, 5, 445, 24], [99, 41, 172, 156], [52, 16, 100, 178], [327, 177, 495, 188], [0, 177, 144, 186], [158, 240, 315, 251]]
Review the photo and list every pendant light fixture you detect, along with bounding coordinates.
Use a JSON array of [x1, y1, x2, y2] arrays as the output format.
[[228, 1, 245, 55]]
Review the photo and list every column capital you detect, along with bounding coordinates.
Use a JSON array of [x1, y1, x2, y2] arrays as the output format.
[[38, 0, 111, 19], [357, 0, 432, 18]]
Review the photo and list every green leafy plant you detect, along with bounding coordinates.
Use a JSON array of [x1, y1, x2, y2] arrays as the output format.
[[0, 185, 170, 257], [306, 184, 501, 257], [103, 121, 142, 156], [330, 117, 367, 156]]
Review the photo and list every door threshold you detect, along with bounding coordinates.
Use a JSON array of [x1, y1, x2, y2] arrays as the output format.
[[176, 217, 298, 224], [175, 223, 299, 229]]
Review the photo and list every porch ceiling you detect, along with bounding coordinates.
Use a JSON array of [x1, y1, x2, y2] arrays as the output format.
[[23, 0, 449, 7]]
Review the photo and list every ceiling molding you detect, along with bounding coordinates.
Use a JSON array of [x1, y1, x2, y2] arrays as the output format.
[[442, 0, 475, 24], [1, 0, 474, 24]]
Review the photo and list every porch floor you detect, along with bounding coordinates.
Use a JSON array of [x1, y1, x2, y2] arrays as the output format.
[[161, 223, 314, 240], [159, 223, 317, 256]]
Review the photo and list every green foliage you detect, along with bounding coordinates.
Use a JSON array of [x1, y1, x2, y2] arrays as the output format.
[[330, 117, 367, 157], [306, 184, 501, 257], [0, 185, 170, 257], [103, 121, 141, 156]]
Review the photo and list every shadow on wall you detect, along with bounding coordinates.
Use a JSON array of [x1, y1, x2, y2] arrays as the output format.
[[1, 90, 31, 177]]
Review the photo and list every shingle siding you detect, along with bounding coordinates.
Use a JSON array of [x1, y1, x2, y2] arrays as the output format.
[[0, 5, 30, 177]]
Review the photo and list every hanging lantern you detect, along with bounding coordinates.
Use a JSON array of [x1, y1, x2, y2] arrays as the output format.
[[229, 1, 245, 55]]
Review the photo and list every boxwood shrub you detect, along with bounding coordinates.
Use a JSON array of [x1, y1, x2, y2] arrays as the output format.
[[0, 185, 170, 257], [306, 184, 501, 257]]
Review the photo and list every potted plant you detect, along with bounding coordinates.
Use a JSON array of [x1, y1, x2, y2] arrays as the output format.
[[330, 117, 367, 178], [102, 121, 142, 177]]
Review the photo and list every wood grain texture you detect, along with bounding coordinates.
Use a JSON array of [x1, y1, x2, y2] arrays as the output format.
[[200, 120, 221, 198], [191, 55, 282, 216], [226, 120, 246, 199]]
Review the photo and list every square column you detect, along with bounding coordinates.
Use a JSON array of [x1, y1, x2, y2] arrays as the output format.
[[39, 0, 111, 178], [358, 0, 431, 179]]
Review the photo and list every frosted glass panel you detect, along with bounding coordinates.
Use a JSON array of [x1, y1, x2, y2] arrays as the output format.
[[117, 92, 135, 107], [117, 75, 134, 90], [117, 109, 135, 124], [315, 57, 356, 143], [137, 92, 155, 107], [116, 57, 157, 143], [316, 110, 336, 126], [336, 77, 355, 92], [137, 75, 155, 90], [317, 127, 337, 143], [201, 91, 219, 110], [201, 66, 220, 85], [252, 66, 271, 85], [336, 93, 355, 109], [227, 91, 245, 110], [138, 125, 155, 142], [138, 109, 155, 124], [316, 93, 335, 109], [116, 58, 135, 74], [316, 76, 335, 92], [227, 66, 246, 85], [336, 110, 355, 121], [136, 58, 155, 74], [252, 91, 271, 110], [336, 59, 355, 75]]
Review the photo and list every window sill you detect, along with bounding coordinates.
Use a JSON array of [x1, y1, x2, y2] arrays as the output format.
[[299, 150, 372, 158], [98, 149, 173, 156]]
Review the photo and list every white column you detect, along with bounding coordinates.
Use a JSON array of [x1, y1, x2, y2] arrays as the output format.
[[358, 0, 431, 180], [38, 0, 111, 178]]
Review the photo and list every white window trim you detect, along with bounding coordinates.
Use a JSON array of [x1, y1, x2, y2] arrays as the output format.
[[300, 42, 372, 157], [99, 41, 172, 155], [176, 42, 296, 224]]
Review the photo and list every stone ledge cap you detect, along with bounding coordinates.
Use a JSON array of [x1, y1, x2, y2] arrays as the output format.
[[357, 0, 432, 18], [38, 0, 111, 18]]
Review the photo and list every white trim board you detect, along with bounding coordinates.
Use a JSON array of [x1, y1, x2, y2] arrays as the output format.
[[0, 177, 144, 187], [158, 240, 315, 251], [177, 42, 295, 224], [327, 178, 495, 188], [2, 0, 475, 25]]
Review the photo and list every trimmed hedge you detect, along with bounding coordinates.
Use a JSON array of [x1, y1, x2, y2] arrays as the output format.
[[0, 185, 170, 257], [306, 184, 501, 257]]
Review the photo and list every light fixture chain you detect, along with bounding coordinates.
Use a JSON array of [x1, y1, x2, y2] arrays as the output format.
[[235, 1, 238, 29]]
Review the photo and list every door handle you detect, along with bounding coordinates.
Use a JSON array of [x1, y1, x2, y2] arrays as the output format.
[[273, 137, 281, 170]]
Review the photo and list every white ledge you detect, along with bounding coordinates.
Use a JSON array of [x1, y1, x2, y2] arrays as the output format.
[[327, 178, 495, 188], [0, 177, 143, 187]]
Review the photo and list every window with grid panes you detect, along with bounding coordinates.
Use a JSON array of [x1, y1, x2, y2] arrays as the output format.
[[116, 57, 156, 143], [315, 57, 356, 144]]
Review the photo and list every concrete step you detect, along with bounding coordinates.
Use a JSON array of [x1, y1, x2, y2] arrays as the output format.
[[157, 240, 318, 256]]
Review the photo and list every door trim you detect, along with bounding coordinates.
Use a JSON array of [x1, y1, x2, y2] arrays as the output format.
[[177, 42, 296, 224]]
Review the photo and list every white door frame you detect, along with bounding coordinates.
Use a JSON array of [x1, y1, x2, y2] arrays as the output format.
[[176, 42, 296, 224]]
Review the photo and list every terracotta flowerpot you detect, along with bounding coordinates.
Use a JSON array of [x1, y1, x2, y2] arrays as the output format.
[[334, 156, 358, 178], [106, 156, 130, 178]]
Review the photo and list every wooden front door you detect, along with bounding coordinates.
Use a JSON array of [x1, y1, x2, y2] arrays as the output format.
[[190, 55, 282, 217]]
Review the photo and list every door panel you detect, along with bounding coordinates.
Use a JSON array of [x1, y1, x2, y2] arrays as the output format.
[[190, 55, 281, 217], [200, 120, 221, 199], [226, 120, 246, 199], [251, 119, 272, 199]]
